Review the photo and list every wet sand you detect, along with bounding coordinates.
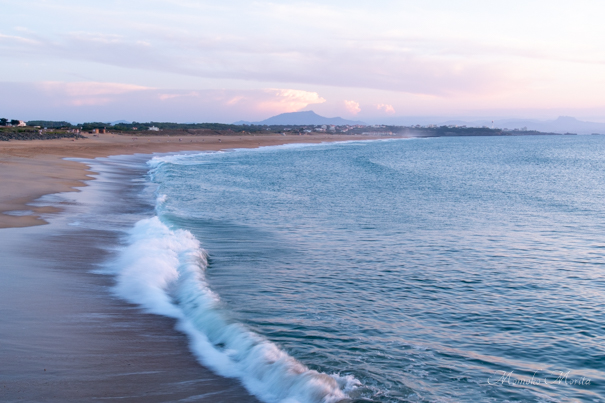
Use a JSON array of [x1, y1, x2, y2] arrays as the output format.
[[0, 133, 396, 228], [0, 153, 264, 402], [0, 226, 261, 402], [0, 135, 397, 402]]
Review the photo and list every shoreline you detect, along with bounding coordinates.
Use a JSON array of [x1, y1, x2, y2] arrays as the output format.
[[0, 133, 401, 228], [0, 154, 262, 402]]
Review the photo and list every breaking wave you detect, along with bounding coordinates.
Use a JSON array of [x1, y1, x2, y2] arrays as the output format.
[[105, 216, 357, 403]]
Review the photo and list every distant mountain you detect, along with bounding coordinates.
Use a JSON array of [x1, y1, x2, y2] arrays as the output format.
[[492, 116, 605, 134], [109, 120, 132, 125], [235, 111, 365, 126], [372, 116, 605, 135], [443, 116, 605, 134]]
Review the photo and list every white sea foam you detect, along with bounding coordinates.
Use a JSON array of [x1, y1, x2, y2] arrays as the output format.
[[146, 139, 404, 170], [106, 216, 357, 403], [156, 194, 168, 205]]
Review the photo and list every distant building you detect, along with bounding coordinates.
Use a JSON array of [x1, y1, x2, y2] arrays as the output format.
[[91, 129, 99, 134], [99, 128, 106, 134], [149, 126, 160, 131], [17, 120, 26, 127]]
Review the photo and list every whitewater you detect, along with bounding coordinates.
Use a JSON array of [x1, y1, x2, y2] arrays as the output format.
[[100, 149, 359, 403], [100, 137, 605, 402]]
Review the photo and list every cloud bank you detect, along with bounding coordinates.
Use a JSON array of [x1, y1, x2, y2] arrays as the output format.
[[2, 1, 605, 121], [0, 82, 326, 123]]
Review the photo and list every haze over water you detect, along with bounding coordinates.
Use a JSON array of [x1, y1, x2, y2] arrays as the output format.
[[115, 136, 605, 402]]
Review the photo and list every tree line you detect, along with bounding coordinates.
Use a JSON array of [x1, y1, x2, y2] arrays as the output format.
[[0, 118, 24, 126]]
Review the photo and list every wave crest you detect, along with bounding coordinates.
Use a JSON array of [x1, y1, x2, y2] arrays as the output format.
[[107, 216, 355, 403]]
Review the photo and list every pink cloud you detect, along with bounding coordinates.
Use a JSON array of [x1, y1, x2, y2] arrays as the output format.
[[226, 96, 245, 105], [0, 82, 326, 123], [159, 91, 199, 101], [377, 103, 395, 114], [344, 100, 361, 115], [35, 81, 150, 106], [256, 89, 326, 113], [0, 28, 517, 97]]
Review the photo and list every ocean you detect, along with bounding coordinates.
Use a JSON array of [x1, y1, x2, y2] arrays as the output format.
[[105, 136, 604, 402]]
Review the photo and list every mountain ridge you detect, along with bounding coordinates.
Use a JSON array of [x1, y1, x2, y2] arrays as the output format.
[[368, 116, 605, 134], [234, 111, 365, 126]]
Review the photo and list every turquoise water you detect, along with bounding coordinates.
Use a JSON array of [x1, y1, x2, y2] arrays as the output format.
[[124, 136, 605, 402]]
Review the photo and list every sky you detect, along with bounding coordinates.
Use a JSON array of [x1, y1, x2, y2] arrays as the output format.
[[2, 0, 605, 124]]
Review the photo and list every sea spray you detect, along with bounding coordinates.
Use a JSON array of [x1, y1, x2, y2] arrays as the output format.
[[105, 216, 357, 403]]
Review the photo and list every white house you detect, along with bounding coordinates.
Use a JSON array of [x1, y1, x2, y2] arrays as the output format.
[[17, 120, 26, 127], [148, 126, 160, 131]]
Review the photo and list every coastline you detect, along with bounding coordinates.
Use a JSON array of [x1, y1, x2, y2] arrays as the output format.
[[0, 135, 398, 402], [0, 133, 400, 228], [0, 153, 264, 402]]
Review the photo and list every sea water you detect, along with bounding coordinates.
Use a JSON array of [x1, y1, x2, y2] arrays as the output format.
[[109, 136, 605, 402]]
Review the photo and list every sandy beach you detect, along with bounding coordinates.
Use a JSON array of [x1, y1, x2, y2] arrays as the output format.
[[0, 133, 397, 402], [0, 152, 266, 402], [0, 133, 396, 228]]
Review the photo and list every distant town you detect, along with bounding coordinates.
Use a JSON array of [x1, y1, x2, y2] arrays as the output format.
[[0, 117, 583, 142]]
